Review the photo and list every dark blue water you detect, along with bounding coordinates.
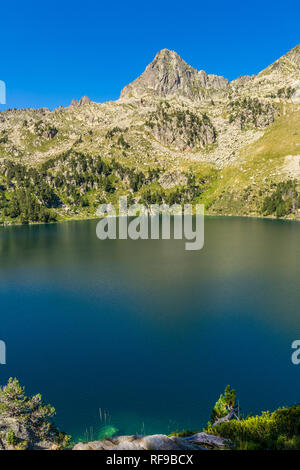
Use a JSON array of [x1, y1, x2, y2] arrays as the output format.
[[0, 217, 299, 440]]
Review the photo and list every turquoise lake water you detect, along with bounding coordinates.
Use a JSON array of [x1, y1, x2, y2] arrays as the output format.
[[0, 217, 299, 440]]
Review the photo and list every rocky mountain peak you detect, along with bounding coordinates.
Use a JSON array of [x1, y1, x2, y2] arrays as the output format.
[[120, 49, 229, 101], [155, 48, 185, 62], [150, 48, 196, 74]]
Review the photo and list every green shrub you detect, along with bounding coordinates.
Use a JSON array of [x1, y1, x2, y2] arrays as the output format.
[[6, 429, 19, 446], [210, 385, 236, 424], [207, 404, 300, 450]]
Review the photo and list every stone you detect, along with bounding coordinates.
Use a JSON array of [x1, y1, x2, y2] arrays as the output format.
[[72, 432, 232, 451]]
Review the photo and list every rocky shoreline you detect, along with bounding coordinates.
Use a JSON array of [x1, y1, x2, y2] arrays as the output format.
[[72, 432, 231, 451], [1, 380, 299, 451]]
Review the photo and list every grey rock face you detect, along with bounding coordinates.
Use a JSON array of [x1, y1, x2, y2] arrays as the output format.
[[120, 49, 229, 101]]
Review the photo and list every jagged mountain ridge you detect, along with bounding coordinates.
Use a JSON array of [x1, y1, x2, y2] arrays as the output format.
[[120, 45, 300, 101]]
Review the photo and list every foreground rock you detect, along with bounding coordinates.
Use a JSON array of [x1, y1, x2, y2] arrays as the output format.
[[73, 432, 232, 451], [0, 417, 61, 450]]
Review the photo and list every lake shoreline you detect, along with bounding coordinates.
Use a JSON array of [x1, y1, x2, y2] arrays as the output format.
[[1, 211, 299, 229]]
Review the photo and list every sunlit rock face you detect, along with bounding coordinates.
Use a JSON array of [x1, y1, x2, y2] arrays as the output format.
[[120, 49, 229, 101]]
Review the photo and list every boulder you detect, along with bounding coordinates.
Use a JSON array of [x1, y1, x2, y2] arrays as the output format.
[[72, 432, 232, 451]]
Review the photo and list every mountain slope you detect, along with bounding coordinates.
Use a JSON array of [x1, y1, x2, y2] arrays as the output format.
[[0, 45, 299, 224]]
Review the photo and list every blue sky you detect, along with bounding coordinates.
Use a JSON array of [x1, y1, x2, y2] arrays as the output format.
[[1, 0, 299, 110]]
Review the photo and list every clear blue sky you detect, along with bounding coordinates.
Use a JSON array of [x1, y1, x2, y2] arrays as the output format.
[[1, 0, 299, 110]]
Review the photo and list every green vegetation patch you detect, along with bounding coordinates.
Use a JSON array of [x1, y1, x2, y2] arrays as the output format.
[[0, 378, 70, 450]]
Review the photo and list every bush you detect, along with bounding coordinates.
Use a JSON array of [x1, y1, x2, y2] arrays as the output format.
[[6, 429, 19, 446], [207, 404, 300, 450]]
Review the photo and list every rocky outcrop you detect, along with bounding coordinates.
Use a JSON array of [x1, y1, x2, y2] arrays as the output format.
[[159, 169, 188, 189], [120, 49, 229, 101], [146, 102, 216, 150], [70, 96, 91, 107], [228, 97, 278, 129], [0, 417, 61, 450], [73, 432, 232, 451]]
